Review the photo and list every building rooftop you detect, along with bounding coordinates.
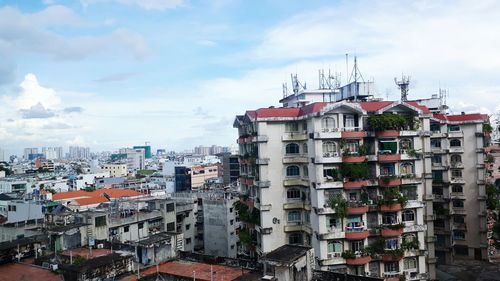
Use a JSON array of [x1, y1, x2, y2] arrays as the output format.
[[60, 248, 113, 258], [433, 113, 489, 123], [121, 260, 249, 281], [0, 262, 62, 281], [0, 235, 48, 251], [261, 244, 311, 264]]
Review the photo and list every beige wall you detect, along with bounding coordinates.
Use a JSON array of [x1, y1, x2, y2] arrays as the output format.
[[102, 164, 128, 177]]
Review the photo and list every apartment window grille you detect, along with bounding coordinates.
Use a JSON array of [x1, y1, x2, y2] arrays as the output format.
[[124, 226, 129, 233], [432, 155, 442, 164], [323, 167, 340, 180], [451, 169, 462, 178], [287, 189, 301, 199], [327, 215, 340, 228], [346, 141, 359, 154], [403, 234, 417, 243], [431, 139, 441, 148], [453, 230, 465, 240], [323, 141, 338, 156], [430, 123, 441, 132], [289, 233, 303, 245], [350, 240, 364, 252], [344, 115, 356, 128], [454, 216, 465, 224], [286, 165, 300, 177], [288, 210, 301, 222], [452, 185, 463, 193], [400, 162, 414, 175], [450, 139, 461, 147], [452, 200, 464, 208], [303, 166, 309, 177], [384, 262, 399, 272], [402, 185, 418, 200], [285, 122, 299, 132], [382, 212, 398, 225], [328, 241, 343, 253], [402, 210, 415, 222], [286, 143, 300, 154], [404, 258, 418, 270], [348, 192, 358, 201], [448, 125, 460, 132], [303, 143, 308, 154], [451, 154, 461, 164], [380, 164, 396, 176], [386, 238, 399, 250], [400, 138, 412, 150], [322, 117, 337, 130]]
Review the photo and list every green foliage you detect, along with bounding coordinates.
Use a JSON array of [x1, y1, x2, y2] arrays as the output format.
[[368, 113, 416, 131], [341, 250, 356, 259], [486, 155, 495, 163], [238, 228, 252, 246], [484, 123, 493, 133], [340, 163, 368, 180], [379, 187, 408, 207], [401, 239, 420, 251], [73, 256, 87, 266], [234, 201, 260, 224], [385, 223, 405, 230], [329, 194, 348, 219], [358, 144, 369, 156], [407, 148, 421, 158], [384, 248, 405, 257], [486, 183, 500, 210]]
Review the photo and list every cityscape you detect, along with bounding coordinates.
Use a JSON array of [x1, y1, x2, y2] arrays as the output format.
[[0, 1, 499, 281]]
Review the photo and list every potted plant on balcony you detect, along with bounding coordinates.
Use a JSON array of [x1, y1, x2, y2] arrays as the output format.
[[341, 250, 356, 259], [329, 194, 347, 219]]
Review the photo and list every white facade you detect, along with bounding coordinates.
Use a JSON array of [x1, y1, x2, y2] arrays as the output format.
[[0, 179, 28, 193], [102, 163, 128, 177], [119, 148, 145, 171]]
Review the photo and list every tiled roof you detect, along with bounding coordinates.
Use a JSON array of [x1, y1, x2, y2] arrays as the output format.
[[243, 101, 431, 119], [74, 197, 109, 206], [121, 260, 249, 281], [0, 263, 62, 281], [52, 190, 90, 200], [433, 113, 489, 122]]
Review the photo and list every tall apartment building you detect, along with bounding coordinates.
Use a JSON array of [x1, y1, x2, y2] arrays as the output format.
[[234, 99, 436, 280], [68, 146, 90, 160], [429, 113, 490, 263], [23, 148, 38, 160], [42, 147, 63, 160], [119, 148, 145, 171]]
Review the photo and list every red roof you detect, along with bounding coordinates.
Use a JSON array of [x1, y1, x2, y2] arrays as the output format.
[[0, 263, 62, 281], [121, 261, 248, 281], [52, 190, 90, 200], [244, 101, 431, 119], [74, 197, 109, 206], [433, 113, 488, 122]]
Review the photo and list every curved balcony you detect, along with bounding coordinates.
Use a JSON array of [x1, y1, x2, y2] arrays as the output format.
[[380, 252, 404, 262], [343, 180, 368, 189], [376, 130, 400, 137], [345, 225, 369, 239], [283, 155, 309, 164], [347, 202, 369, 215], [381, 227, 404, 237], [342, 155, 366, 163], [379, 203, 402, 212], [345, 255, 371, 265], [283, 177, 309, 187]]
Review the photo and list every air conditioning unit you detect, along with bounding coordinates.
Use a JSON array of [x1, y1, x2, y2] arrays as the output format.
[[51, 264, 59, 271], [97, 243, 104, 249]]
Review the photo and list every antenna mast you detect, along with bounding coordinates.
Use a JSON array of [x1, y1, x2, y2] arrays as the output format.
[[395, 75, 411, 101]]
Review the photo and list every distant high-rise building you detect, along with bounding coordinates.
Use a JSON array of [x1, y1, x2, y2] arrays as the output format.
[[68, 146, 90, 160], [194, 145, 231, 156], [0, 148, 4, 162], [133, 145, 152, 159], [119, 148, 145, 171], [24, 148, 38, 160], [42, 147, 63, 160]]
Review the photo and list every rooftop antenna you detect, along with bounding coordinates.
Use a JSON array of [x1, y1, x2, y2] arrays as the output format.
[[290, 73, 306, 94], [395, 74, 410, 101], [282, 82, 289, 98], [345, 54, 349, 84], [348, 56, 365, 83]]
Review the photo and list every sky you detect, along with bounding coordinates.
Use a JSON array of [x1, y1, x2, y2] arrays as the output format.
[[0, 0, 500, 156]]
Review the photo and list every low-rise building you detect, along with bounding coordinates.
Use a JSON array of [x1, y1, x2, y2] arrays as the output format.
[[102, 163, 128, 177]]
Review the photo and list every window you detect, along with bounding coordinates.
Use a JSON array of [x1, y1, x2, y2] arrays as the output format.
[[327, 241, 343, 253], [344, 114, 356, 128], [167, 222, 175, 231], [452, 185, 463, 193], [138, 222, 144, 229], [350, 240, 364, 252], [323, 167, 340, 180], [448, 125, 460, 132], [454, 245, 468, 255], [186, 224, 191, 230], [303, 143, 308, 154], [326, 215, 340, 229], [286, 165, 300, 177], [288, 210, 301, 222], [287, 189, 301, 199], [286, 143, 300, 154], [386, 238, 399, 250], [285, 122, 299, 132], [431, 139, 441, 148], [452, 200, 464, 208], [322, 141, 337, 156], [402, 210, 415, 222], [8, 205, 16, 212], [451, 169, 462, 178], [230, 207, 233, 213], [322, 117, 337, 130], [400, 138, 412, 151], [453, 230, 465, 240], [186, 238, 192, 244], [384, 261, 399, 273], [382, 212, 398, 225], [404, 258, 417, 270], [432, 155, 442, 164], [451, 154, 461, 164], [403, 234, 417, 243], [345, 141, 359, 154], [400, 162, 414, 175], [454, 216, 465, 224], [380, 163, 395, 176], [231, 245, 235, 249], [289, 233, 303, 244], [166, 203, 175, 212], [124, 226, 129, 233], [230, 219, 234, 225], [402, 185, 418, 200], [450, 139, 461, 147], [303, 166, 309, 177]]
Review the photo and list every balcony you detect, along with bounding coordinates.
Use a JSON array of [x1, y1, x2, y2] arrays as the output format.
[[376, 130, 400, 137], [255, 180, 270, 188], [341, 131, 367, 138], [342, 155, 367, 163], [315, 153, 342, 164], [378, 153, 401, 162], [450, 193, 466, 200], [283, 201, 311, 210], [380, 251, 404, 262], [450, 177, 465, 185], [343, 180, 368, 189], [450, 162, 464, 169], [432, 162, 449, 170], [255, 158, 269, 165], [345, 224, 369, 239], [251, 135, 268, 143], [318, 227, 345, 240], [282, 155, 309, 164], [378, 177, 401, 187], [381, 227, 404, 237], [344, 252, 372, 265], [400, 130, 419, 137], [347, 202, 369, 215], [405, 201, 425, 209], [401, 176, 421, 185], [403, 224, 427, 233], [450, 207, 466, 215], [282, 131, 308, 141], [314, 129, 342, 139], [283, 177, 309, 187], [316, 179, 343, 189], [379, 203, 402, 212], [319, 253, 344, 266], [431, 131, 448, 138], [448, 130, 464, 138], [284, 223, 312, 234], [449, 147, 464, 154], [384, 272, 402, 281]]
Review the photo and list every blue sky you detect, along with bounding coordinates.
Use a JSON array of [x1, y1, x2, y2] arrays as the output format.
[[0, 0, 500, 156]]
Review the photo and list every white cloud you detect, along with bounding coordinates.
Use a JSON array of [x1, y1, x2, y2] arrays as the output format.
[[8, 74, 61, 110], [81, 0, 185, 10]]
